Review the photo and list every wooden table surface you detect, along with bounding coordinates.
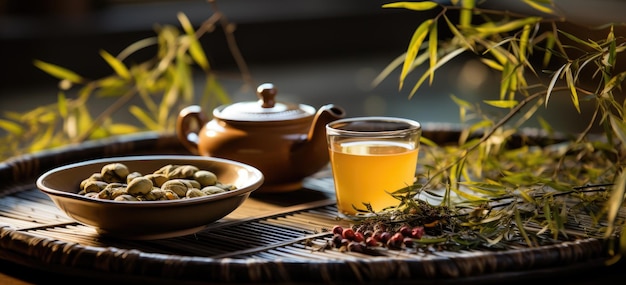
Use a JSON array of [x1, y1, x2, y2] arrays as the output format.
[[0, 256, 624, 284], [0, 187, 624, 285]]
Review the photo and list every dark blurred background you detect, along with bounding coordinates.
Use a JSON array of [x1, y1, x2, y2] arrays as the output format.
[[0, 0, 421, 88], [1, 0, 622, 134]]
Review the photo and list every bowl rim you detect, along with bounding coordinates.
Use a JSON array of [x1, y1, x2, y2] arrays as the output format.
[[36, 155, 264, 206]]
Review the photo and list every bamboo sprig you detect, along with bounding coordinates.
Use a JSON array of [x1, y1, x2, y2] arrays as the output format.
[[368, 0, 626, 255], [0, 0, 250, 160]]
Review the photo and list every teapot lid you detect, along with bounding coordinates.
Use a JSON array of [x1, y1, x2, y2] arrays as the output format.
[[214, 83, 316, 121]]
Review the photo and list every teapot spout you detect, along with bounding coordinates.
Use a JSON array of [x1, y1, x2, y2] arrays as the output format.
[[292, 104, 345, 177], [307, 104, 346, 142]]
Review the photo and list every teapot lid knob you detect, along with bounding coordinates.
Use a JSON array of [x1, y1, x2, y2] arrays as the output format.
[[257, 83, 276, 108], [214, 82, 316, 121]]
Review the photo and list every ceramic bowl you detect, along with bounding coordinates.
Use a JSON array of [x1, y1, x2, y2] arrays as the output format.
[[36, 155, 264, 240]]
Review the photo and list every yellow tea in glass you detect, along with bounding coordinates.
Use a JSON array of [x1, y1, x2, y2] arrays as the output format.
[[326, 117, 421, 217]]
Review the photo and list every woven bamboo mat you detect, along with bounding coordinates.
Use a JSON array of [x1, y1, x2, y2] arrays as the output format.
[[0, 131, 621, 284]]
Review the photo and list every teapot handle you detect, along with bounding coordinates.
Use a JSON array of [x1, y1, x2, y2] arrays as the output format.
[[176, 105, 207, 155]]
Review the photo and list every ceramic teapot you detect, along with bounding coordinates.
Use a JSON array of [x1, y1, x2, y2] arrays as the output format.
[[176, 83, 345, 193]]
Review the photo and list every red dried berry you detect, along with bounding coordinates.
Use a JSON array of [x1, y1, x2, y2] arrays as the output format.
[[342, 228, 356, 240], [399, 225, 412, 237], [365, 236, 379, 247], [411, 226, 425, 239], [387, 232, 404, 249], [380, 231, 392, 243], [332, 225, 344, 235], [353, 231, 365, 242]]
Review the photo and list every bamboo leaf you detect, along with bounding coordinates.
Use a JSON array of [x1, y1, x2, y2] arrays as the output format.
[[514, 207, 534, 246], [543, 201, 554, 235], [77, 84, 94, 103], [480, 39, 508, 66], [607, 26, 616, 69], [519, 24, 531, 64], [99, 50, 131, 80], [518, 187, 536, 204], [0, 119, 22, 135], [178, 12, 210, 71], [107, 123, 142, 135], [609, 114, 626, 147], [382, 1, 439, 11], [450, 161, 459, 193], [159, 86, 179, 128], [400, 19, 433, 90], [419, 136, 438, 147], [558, 29, 601, 51], [158, 63, 183, 126], [38, 111, 57, 124], [28, 124, 54, 153], [522, 0, 554, 14], [118, 37, 158, 61], [137, 88, 159, 116], [450, 94, 472, 122], [176, 49, 194, 102], [564, 66, 581, 113], [460, 214, 505, 226], [33, 60, 84, 83], [600, 71, 626, 96], [460, 181, 508, 195], [96, 76, 128, 90], [178, 11, 195, 38], [75, 105, 94, 140], [542, 32, 555, 67], [545, 63, 567, 108], [508, 66, 519, 101], [475, 17, 541, 36], [479, 58, 503, 71], [57, 92, 68, 118], [500, 62, 512, 100], [428, 21, 438, 85], [483, 100, 518, 108], [536, 116, 554, 134], [605, 169, 626, 238], [501, 172, 542, 187], [460, 160, 473, 183], [443, 15, 474, 51], [372, 53, 406, 88], [452, 182, 491, 201], [450, 94, 472, 108]]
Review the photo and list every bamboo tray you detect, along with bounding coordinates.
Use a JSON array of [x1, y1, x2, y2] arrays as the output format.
[[0, 131, 621, 284]]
